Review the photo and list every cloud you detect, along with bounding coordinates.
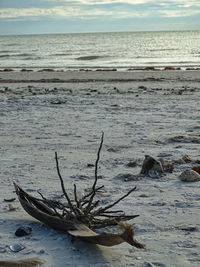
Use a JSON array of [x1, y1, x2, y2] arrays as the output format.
[[0, 0, 200, 21], [0, 6, 151, 20], [46, 0, 153, 4], [47, 0, 200, 6], [160, 9, 200, 18]]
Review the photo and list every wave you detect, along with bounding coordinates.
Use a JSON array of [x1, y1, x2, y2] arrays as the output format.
[[15, 53, 34, 57], [0, 50, 12, 54], [6, 43, 18, 47], [76, 55, 105, 60], [0, 54, 11, 58], [149, 48, 179, 52], [24, 57, 41, 60], [51, 53, 71, 57], [0, 53, 41, 60]]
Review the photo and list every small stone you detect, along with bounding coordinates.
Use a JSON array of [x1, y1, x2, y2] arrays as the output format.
[[115, 173, 140, 181], [38, 249, 45, 254], [164, 162, 174, 173], [126, 161, 137, 167], [179, 225, 198, 232], [192, 166, 200, 174], [8, 204, 17, 211], [182, 155, 193, 163], [179, 169, 200, 182], [0, 246, 6, 253], [139, 194, 149, 198], [9, 243, 25, 252], [87, 163, 95, 167], [15, 226, 32, 237], [107, 147, 118, 152], [4, 198, 16, 202]]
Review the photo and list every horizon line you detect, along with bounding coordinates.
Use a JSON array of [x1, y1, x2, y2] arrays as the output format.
[[0, 28, 200, 36]]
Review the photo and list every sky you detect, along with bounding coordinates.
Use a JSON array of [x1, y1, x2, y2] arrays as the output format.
[[0, 0, 200, 35]]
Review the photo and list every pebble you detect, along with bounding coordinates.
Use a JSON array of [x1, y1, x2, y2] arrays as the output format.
[[15, 226, 32, 237], [9, 243, 25, 252], [179, 169, 200, 182], [126, 161, 138, 167], [115, 173, 140, 181]]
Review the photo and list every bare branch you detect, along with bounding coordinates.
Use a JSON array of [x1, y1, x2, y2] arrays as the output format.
[[93, 186, 137, 216], [55, 152, 77, 215], [85, 132, 104, 213], [73, 184, 80, 208], [81, 185, 104, 201], [37, 191, 63, 218]]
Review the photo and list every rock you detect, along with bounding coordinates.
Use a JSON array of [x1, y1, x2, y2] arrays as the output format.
[[50, 99, 66, 105], [178, 225, 198, 232], [126, 161, 137, 167], [179, 170, 200, 182], [140, 155, 164, 177], [15, 226, 32, 237], [96, 68, 117, 71], [192, 166, 200, 174], [3, 68, 14, 72], [87, 163, 95, 167], [107, 147, 118, 152], [39, 68, 55, 72], [169, 135, 200, 144], [182, 154, 193, 163], [21, 68, 33, 72], [164, 66, 176, 70], [115, 173, 140, 181], [163, 162, 174, 173], [145, 67, 155, 71], [138, 85, 147, 90], [8, 204, 17, 211], [9, 243, 25, 252], [4, 198, 16, 202]]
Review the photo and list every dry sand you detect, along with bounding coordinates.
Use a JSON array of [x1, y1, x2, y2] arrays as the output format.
[[0, 70, 200, 266]]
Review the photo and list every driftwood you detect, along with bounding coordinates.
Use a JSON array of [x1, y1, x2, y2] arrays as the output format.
[[68, 222, 145, 247], [14, 133, 144, 248], [0, 257, 44, 267]]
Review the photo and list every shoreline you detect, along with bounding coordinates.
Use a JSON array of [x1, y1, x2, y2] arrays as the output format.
[[0, 66, 200, 73], [0, 69, 200, 84]]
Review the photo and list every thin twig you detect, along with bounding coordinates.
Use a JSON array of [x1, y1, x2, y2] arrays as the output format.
[[85, 200, 100, 214], [91, 215, 139, 229], [73, 184, 80, 208], [85, 132, 104, 213], [81, 185, 104, 201], [96, 214, 139, 219], [55, 152, 77, 215], [37, 191, 63, 218], [93, 186, 137, 216]]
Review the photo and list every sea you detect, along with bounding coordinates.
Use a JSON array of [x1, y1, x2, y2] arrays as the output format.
[[0, 30, 200, 70]]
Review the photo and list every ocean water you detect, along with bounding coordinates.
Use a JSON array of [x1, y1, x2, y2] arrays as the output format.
[[0, 31, 200, 70]]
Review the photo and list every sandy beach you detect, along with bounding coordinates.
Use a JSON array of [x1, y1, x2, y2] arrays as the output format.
[[0, 69, 200, 267]]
